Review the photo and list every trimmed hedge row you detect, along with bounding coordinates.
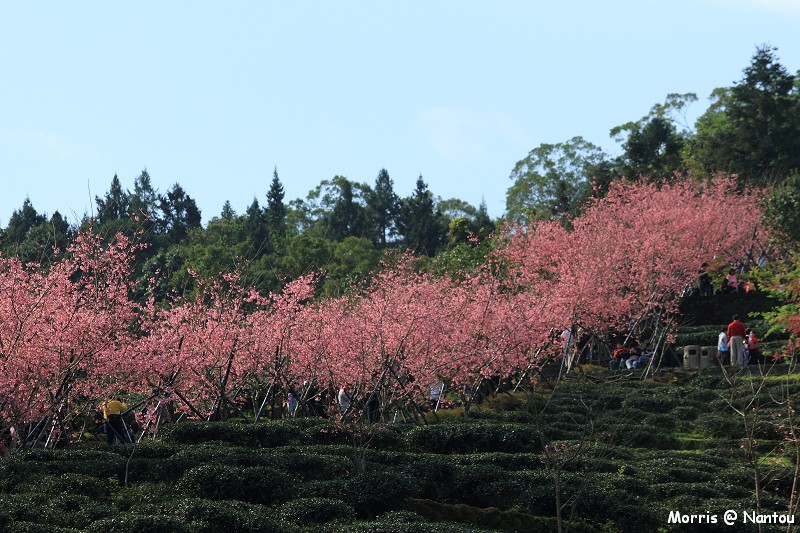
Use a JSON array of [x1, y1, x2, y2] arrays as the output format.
[[2, 372, 796, 532]]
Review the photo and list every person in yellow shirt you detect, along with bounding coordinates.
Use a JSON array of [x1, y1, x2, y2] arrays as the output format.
[[102, 396, 131, 444]]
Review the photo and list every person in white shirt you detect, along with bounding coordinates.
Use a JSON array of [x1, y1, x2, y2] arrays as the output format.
[[717, 327, 730, 365], [337, 386, 351, 415]]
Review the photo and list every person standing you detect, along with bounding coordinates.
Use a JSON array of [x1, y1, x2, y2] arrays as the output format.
[[717, 327, 730, 365], [286, 387, 299, 418], [102, 396, 131, 444], [337, 385, 351, 416], [727, 315, 747, 366], [747, 330, 762, 365], [561, 328, 574, 370]]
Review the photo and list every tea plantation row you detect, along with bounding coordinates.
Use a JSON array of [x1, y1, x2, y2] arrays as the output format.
[[0, 372, 797, 532]]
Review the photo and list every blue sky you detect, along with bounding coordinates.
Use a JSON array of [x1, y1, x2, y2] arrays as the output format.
[[1, 1, 799, 227]]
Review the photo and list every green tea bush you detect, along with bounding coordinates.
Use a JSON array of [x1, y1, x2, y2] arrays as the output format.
[[670, 404, 702, 421], [0, 494, 49, 525], [471, 477, 541, 512], [462, 409, 502, 421], [247, 421, 304, 447], [11, 448, 126, 479], [623, 395, 679, 414], [534, 420, 584, 441], [375, 510, 427, 523], [676, 325, 721, 347], [176, 463, 293, 505], [110, 442, 178, 459], [170, 442, 240, 462], [341, 522, 479, 533], [399, 455, 455, 500], [124, 455, 198, 483], [651, 481, 748, 499], [303, 422, 407, 451], [405, 422, 538, 454], [404, 497, 564, 532], [366, 425, 407, 450], [161, 420, 302, 447], [306, 470, 420, 518], [564, 455, 619, 474], [88, 514, 190, 533], [16, 472, 110, 499], [447, 451, 541, 471], [160, 421, 245, 445], [0, 492, 110, 530], [345, 470, 421, 517], [568, 472, 658, 532], [275, 449, 353, 481], [644, 413, 678, 430], [483, 471, 553, 516], [276, 497, 355, 524], [167, 497, 288, 532], [356, 449, 410, 468], [694, 413, 741, 438], [605, 423, 679, 449], [8, 523, 83, 533], [633, 455, 717, 484], [304, 422, 350, 445], [117, 481, 176, 507], [447, 463, 509, 506]]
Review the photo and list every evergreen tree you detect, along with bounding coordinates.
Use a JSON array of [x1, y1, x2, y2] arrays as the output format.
[[48, 211, 74, 252], [1, 201, 74, 264], [609, 93, 694, 181], [366, 168, 398, 247], [473, 199, 494, 240], [244, 198, 268, 255], [397, 175, 446, 255], [95, 174, 130, 225], [328, 177, 368, 241], [220, 200, 236, 220], [159, 183, 201, 243], [2, 198, 46, 249], [129, 170, 161, 224], [266, 167, 288, 239], [688, 46, 800, 185]]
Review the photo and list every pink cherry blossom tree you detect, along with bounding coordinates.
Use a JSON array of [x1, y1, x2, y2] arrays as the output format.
[[0, 230, 142, 444]]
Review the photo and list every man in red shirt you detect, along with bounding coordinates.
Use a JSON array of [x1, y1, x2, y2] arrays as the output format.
[[727, 315, 747, 366]]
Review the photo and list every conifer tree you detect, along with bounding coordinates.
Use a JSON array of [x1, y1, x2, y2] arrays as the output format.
[[366, 168, 398, 247], [397, 175, 446, 255], [266, 167, 288, 239], [220, 200, 236, 221], [95, 174, 130, 225]]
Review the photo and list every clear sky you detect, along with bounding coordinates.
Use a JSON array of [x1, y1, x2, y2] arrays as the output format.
[[1, 0, 799, 227]]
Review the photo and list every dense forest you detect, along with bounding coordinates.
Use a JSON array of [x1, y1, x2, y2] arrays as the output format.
[[1, 45, 799, 301]]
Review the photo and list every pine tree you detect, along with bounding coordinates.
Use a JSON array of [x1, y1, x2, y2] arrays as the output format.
[[220, 201, 236, 220], [159, 183, 201, 243], [266, 167, 288, 239], [129, 170, 161, 224], [473, 199, 494, 240], [244, 198, 268, 255], [366, 168, 399, 247], [2, 198, 46, 247], [328, 178, 368, 241], [95, 174, 130, 225], [397, 175, 446, 255]]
